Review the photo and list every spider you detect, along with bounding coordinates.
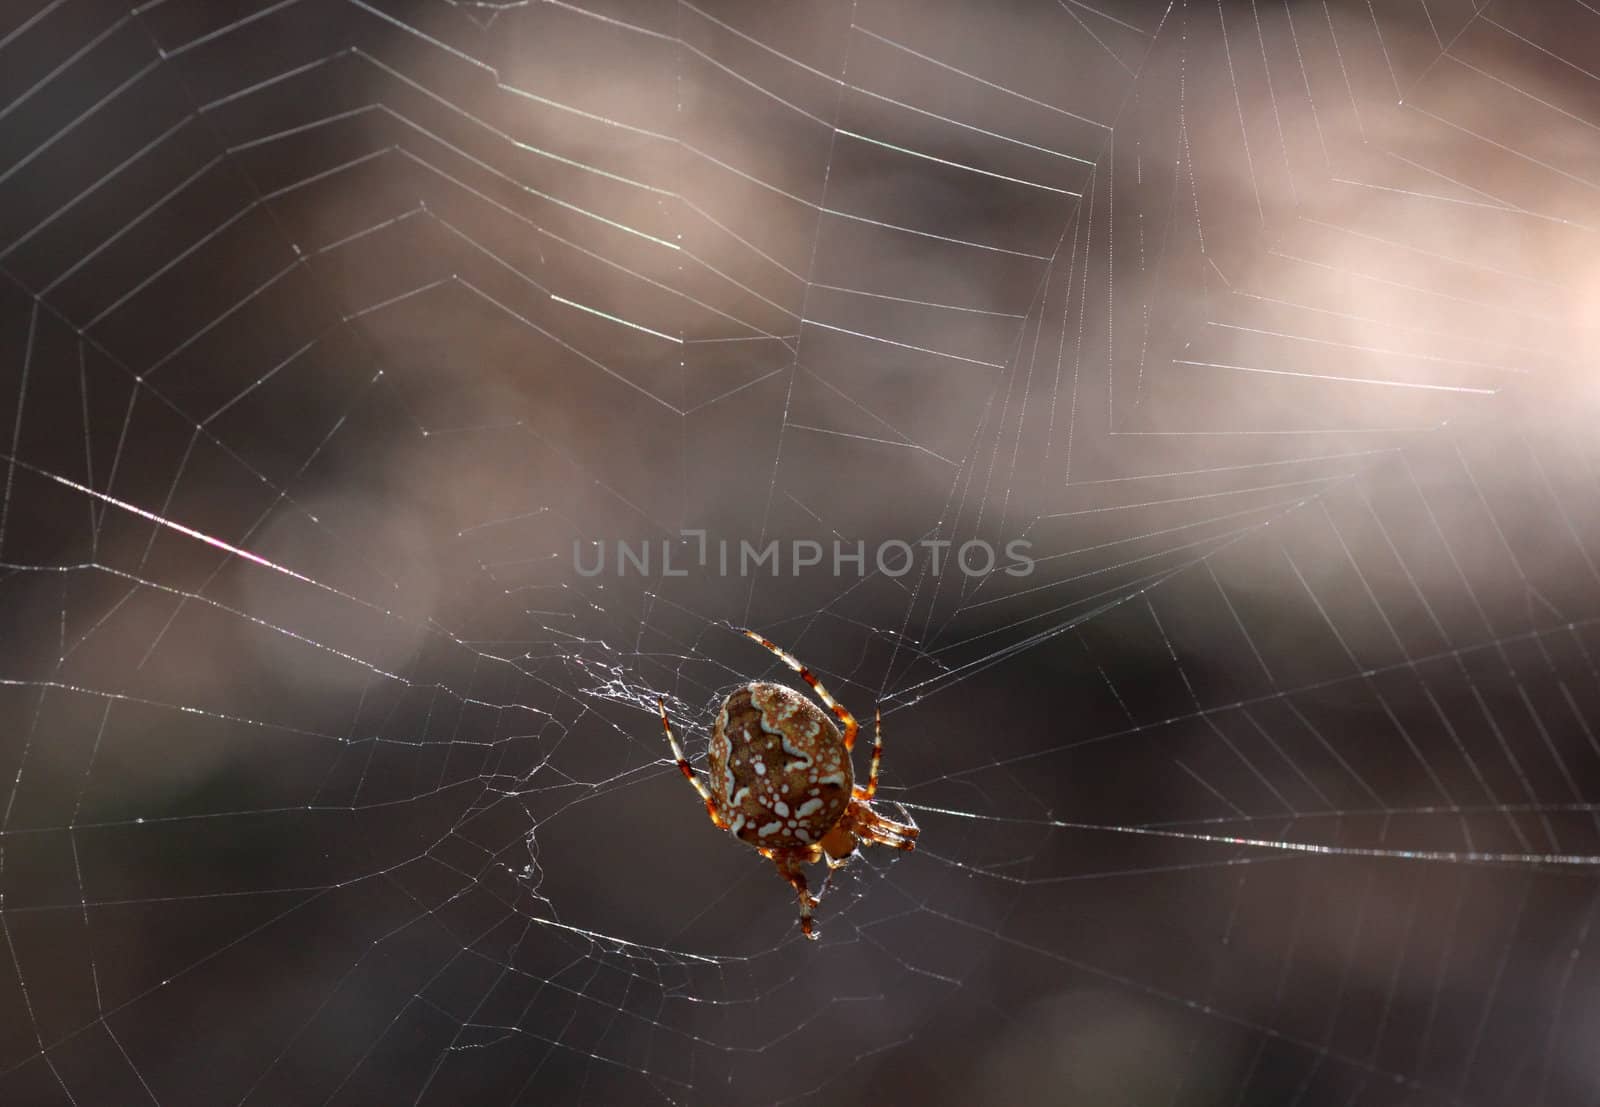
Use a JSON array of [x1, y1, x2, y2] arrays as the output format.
[[658, 629, 919, 940]]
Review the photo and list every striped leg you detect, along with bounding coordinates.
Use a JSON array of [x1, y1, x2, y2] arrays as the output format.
[[659, 698, 727, 829], [860, 708, 883, 801], [740, 629, 859, 750], [768, 850, 820, 940]]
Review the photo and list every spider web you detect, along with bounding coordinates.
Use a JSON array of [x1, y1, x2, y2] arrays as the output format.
[[2, 0, 1599, 1103]]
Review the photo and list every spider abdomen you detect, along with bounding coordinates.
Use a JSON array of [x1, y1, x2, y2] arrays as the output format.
[[708, 682, 852, 849]]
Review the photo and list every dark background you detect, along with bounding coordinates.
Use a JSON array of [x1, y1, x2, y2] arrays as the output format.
[[2, 0, 1600, 1103]]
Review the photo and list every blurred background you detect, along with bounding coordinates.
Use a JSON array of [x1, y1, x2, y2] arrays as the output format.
[[2, 0, 1599, 1103]]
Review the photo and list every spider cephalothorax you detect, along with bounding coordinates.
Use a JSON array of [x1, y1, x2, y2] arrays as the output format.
[[659, 630, 919, 940]]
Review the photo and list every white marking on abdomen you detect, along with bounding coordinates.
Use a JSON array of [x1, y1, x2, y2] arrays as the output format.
[[780, 734, 814, 770]]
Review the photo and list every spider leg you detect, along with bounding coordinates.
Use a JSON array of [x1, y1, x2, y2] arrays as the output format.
[[825, 844, 864, 870], [816, 851, 853, 906], [739, 628, 859, 750], [768, 850, 820, 940], [855, 820, 918, 851], [861, 707, 883, 801], [824, 846, 859, 870], [848, 801, 919, 851], [659, 698, 728, 830]]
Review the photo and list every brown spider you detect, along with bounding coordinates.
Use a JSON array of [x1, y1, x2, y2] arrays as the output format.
[[659, 629, 919, 940]]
